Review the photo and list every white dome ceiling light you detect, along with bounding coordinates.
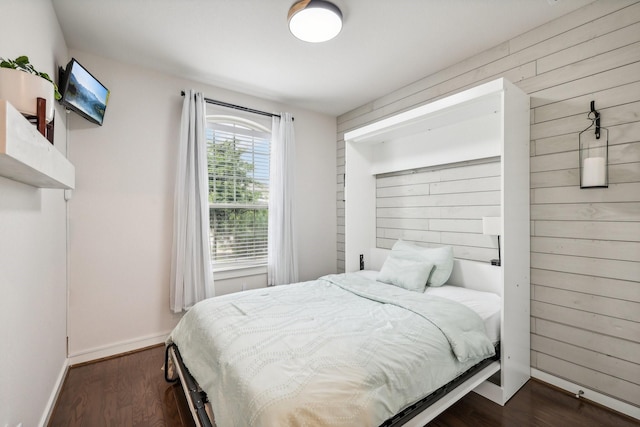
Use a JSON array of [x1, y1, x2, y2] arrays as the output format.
[[288, 0, 343, 43]]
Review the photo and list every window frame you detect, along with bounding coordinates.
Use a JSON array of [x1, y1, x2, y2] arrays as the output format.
[[206, 113, 271, 272]]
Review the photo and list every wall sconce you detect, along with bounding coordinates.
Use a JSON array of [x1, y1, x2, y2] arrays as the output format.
[[579, 101, 608, 188], [482, 217, 502, 266]]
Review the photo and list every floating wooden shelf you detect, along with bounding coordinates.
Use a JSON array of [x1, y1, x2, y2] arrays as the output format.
[[0, 99, 74, 189]]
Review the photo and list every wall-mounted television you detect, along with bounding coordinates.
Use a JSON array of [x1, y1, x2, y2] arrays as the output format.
[[59, 58, 110, 125]]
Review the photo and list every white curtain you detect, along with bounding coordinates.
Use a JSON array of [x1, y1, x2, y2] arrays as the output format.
[[170, 90, 214, 312], [268, 113, 298, 286]]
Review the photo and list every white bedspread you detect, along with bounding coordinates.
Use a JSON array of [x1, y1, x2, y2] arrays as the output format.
[[168, 273, 495, 427]]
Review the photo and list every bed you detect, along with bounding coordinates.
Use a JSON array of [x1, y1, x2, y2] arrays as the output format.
[[165, 242, 503, 427]]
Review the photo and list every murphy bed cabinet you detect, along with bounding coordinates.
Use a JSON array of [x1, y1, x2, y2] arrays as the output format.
[[343, 78, 530, 406]]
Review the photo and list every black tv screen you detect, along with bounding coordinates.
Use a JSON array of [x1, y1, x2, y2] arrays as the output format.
[[60, 58, 110, 125]]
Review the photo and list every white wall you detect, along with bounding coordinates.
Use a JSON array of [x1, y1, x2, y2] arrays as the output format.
[[66, 50, 337, 362], [0, 1, 70, 426]]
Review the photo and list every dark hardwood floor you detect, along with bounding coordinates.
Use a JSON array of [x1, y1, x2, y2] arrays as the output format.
[[49, 345, 194, 427], [48, 344, 639, 427]]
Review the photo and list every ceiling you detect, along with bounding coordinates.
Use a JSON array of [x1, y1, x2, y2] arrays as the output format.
[[51, 0, 594, 117]]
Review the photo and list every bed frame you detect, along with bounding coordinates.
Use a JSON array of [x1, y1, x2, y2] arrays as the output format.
[[165, 343, 214, 427], [383, 350, 499, 426], [166, 316, 500, 427], [165, 256, 505, 427], [165, 347, 500, 427]]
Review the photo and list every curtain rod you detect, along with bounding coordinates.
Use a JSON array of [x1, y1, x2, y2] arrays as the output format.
[[180, 91, 293, 121]]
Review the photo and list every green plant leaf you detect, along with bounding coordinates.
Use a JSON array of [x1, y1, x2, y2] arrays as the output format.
[[15, 55, 29, 65], [0, 59, 16, 69]]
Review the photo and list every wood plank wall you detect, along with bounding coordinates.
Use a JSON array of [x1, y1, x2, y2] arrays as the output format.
[[336, 0, 640, 408], [375, 159, 502, 263]]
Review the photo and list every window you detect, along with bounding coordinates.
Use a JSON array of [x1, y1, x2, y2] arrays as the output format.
[[207, 116, 270, 269]]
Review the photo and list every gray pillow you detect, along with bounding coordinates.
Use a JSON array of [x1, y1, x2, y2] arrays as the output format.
[[377, 252, 434, 292], [391, 240, 454, 287]]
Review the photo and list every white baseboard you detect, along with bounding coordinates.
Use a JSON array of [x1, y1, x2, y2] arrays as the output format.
[[39, 357, 69, 427], [67, 331, 171, 365], [532, 368, 640, 421]]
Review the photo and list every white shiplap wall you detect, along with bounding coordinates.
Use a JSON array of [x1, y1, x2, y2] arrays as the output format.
[[376, 159, 502, 263], [337, 0, 640, 409]]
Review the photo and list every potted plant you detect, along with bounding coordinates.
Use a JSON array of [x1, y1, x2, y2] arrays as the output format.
[[0, 55, 61, 123]]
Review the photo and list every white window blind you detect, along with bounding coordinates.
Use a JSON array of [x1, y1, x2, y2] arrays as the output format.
[[207, 119, 270, 268]]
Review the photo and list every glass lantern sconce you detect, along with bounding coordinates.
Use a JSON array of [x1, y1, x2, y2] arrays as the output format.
[[579, 101, 608, 189]]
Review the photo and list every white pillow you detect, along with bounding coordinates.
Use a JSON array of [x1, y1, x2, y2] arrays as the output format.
[[377, 252, 434, 292], [391, 240, 454, 287]]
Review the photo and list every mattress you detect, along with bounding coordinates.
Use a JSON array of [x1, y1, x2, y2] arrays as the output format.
[[355, 270, 501, 344], [168, 272, 497, 427]]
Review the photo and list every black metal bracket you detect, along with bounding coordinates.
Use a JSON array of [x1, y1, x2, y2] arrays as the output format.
[[165, 343, 215, 427], [590, 100, 601, 140]]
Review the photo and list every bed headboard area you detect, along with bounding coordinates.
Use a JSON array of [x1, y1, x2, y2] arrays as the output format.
[[369, 247, 502, 296], [375, 157, 501, 264]]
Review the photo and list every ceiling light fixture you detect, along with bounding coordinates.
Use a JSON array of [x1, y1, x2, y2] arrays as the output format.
[[288, 0, 343, 43]]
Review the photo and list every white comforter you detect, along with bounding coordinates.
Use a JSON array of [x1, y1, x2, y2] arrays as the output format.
[[168, 273, 495, 427]]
